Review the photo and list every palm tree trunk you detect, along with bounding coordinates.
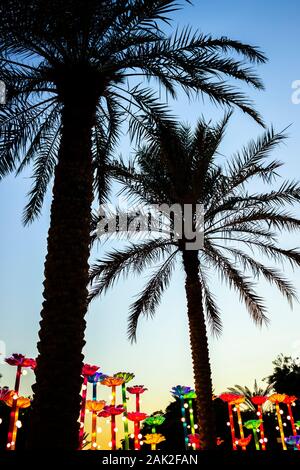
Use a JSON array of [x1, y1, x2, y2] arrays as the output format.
[[182, 249, 216, 449], [28, 89, 98, 449]]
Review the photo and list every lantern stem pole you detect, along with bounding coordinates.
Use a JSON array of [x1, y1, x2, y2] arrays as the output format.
[[122, 383, 130, 450], [276, 403, 287, 450], [287, 403, 297, 436], [78, 376, 88, 449], [228, 403, 237, 450], [236, 404, 246, 451]]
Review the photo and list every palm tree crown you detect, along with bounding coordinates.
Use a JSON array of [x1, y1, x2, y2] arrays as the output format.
[[0, 0, 267, 224], [90, 114, 300, 339]]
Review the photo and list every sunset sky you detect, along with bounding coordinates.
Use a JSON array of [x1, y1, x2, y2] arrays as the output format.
[[1, 0, 300, 447]]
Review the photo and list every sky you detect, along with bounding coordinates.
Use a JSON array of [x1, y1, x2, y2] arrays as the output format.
[[1, 0, 300, 448]]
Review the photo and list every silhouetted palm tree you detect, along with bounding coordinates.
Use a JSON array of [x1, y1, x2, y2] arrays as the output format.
[[0, 0, 266, 448], [89, 114, 300, 448]]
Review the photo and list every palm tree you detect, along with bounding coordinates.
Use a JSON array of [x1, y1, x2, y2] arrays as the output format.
[[89, 114, 300, 448], [227, 380, 273, 411], [0, 0, 267, 448]]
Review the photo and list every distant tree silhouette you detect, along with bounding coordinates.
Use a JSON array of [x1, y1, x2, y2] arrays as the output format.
[[266, 354, 300, 397]]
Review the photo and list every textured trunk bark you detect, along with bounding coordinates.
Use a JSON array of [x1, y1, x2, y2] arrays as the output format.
[[182, 249, 216, 449], [28, 87, 98, 449]]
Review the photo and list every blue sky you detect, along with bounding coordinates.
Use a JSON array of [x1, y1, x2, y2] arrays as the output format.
[[1, 0, 300, 425]]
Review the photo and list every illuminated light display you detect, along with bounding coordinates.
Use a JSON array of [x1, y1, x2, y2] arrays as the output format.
[[127, 412, 148, 450], [78, 364, 100, 449], [244, 419, 262, 450], [5, 393, 30, 450], [144, 433, 166, 450], [144, 414, 165, 434], [219, 393, 241, 450], [86, 400, 106, 450], [114, 372, 135, 450], [4, 354, 35, 451], [184, 389, 197, 447], [171, 386, 192, 450], [98, 405, 124, 451], [127, 385, 147, 448], [230, 395, 246, 451], [251, 396, 268, 450], [283, 395, 297, 436], [268, 394, 287, 450], [285, 435, 300, 450], [236, 434, 252, 449]]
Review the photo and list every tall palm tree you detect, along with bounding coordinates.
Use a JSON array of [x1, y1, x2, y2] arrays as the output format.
[[0, 0, 267, 448], [227, 380, 273, 411], [89, 115, 300, 448]]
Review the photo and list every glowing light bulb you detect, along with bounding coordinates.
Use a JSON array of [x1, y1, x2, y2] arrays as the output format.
[[276, 426, 279, 430], [114, 427, 118, 432], [264, 438, 268, 442], [22, 370, 27, 376], [257, 411, 261, 416], [83, 440, 86, 444], [181, 417, 185, 422], [279, 410, 284, 415], [184, 403, 188, 409], [0, 418, 2, 424], [187, 425, 191, 429], [287, 416, 291, 420], [189, 408, 193, 413], [233, 407, 237, 412], [259, 439, 264, 444], [194, 424, 198, 429], [13, 394, 18, 400], [226, 422, 230, 427], [235, 440, 238, 445], [16, 420, 22, 429], [97, 427, 102, 433], [283, 423, 287, 427], [130, 434, 135, 439], [6, 444, 11, 448], [108, 442, 112, 448], [138, 434, 142, 439]]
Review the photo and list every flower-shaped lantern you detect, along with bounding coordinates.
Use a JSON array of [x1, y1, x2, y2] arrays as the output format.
[[78, 363, 100, 449], [144, 414, 165, 433], [184, 390, 197, 438], [250, 395, 268, 450], [98, 404, 124, 451], [219, 393, 242, 451], [114, 372, 135, 450], [171, 386, 193, 450], [268, 393, 287, 450], [144, 433, 166, 450], [188, 433, 201, 450], [244, 419, 262, 450], [85, 400, 106, 450], [5, 393, 30, 450], [127, 412, 148, 450]]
